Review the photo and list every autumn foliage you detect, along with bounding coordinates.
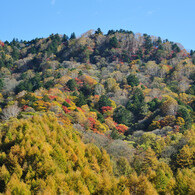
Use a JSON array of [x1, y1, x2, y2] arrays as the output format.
[[0, 29, 195, 194]]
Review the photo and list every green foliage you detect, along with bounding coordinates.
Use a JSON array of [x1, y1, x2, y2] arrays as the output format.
[[80, 84, 92, 97], [23, 93, 38, 107], [148, 98, 162, 112], [62, 34, 69, 42], [127, 74, 139, 87], [70, 32, 76, 39], [62, 101, 70, 107], [95, 28, 103, 35], [113, 106, 134, 126], [11, 47, 20, 60], [191, 100, 195, 111], [0, 79, 4, 90], [97, 95, 112, 110], [76, 92, 87, 107], [44, 79, 54, 89], [126, 88, 148, 120], [172, 43, 181, 52], [177, 105, 192, 129], [110, 128, 125, 140], [66, 79, 77, 91], [97, 112, 105, 123], [109, 36, 119, 48], [0, 59, 5, 68], [15, 73, 43, 93], [0, 29, 194, 194], [144, 34, 153, 52]]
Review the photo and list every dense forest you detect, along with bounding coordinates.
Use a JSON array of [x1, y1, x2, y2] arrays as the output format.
[[0, 28, 195, 194]]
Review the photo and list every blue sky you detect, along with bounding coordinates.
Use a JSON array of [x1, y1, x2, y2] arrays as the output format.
[[1, 0, 195, 50]]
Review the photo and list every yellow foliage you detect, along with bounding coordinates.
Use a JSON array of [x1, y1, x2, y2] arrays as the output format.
[[68, 106, 77, 111], [20, 98, 28, 106], [81, 104, 90, 113], [161, 95, 178, 115], [0, 93, 3, 102], [6, 173, 31, 195], [110, 99, 117, 109], [105, 117, 116, 130], [95, 120, 108, 133], [70, 111, 87, 124], [7, 101, 16, 106], [176, 117, 185, 127], [179, 93, 191, 104], [0, 165, 10, 184], [51, 101, 62, 108], [54, 83, 63, 89], [44, 76, 54, 83], [48, 88, 63, 97], [143, 88, 152, 96], [55, 96, 64, 104], [57, 75, 72, 85], [106, 78, 119, 92], [87, 111, 97, 119], [33, 100, 51, 111], [82, 75, 98, 86]]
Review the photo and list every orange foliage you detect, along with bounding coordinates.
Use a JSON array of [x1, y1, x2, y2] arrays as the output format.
[[116, 124, 128, 133], [0, 41, 4, 47], [62, 106, 71, 113], [82, 75, 97, 86]]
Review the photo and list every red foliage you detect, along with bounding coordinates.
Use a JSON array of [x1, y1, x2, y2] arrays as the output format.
[[87, 46, 93, 52], [101, 106, 112, 113], [0, 41, 4, 47], [116, 124, 128, 134], [88, 117, 96, 124], [65, 99, 71, 104], [77, 107, 85, 112], [22, 105, 29, 111], [174, 125, 180, 132], [63, 86, 71, 92], [94, 95, 100, 99], [49, 95, 57, 100], [93, 128, 98, 133], [166, 65, 173, 70], [75, 78, 83, 85], [114, 122, 118, 126], [62, 106, 70, 113], [88, 117, 96, 129]]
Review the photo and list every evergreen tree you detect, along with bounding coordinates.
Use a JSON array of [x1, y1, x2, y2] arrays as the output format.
[[62, 34, 69, 42], [0, 79, 3, 90], [97, 95, 111, 110], [76, 92, 87, 107], [126, 88, 148, 120], [11, 47, 20, 60], [0, 59, 5, 68], [95, 28, 103, 35], [113, 106, 134, 126], [127, 74, 139, 87], [70, 32, 76, 40], [66, 79, 77, 91], [109, 36, 119, 48]]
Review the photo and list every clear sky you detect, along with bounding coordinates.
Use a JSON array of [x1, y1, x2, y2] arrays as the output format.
[[1, 0, 195, 50]]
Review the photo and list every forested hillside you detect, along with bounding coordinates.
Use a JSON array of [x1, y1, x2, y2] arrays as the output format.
[[0, 29, 195, 194]]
